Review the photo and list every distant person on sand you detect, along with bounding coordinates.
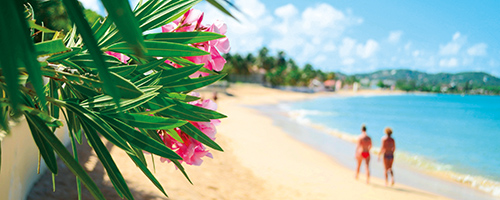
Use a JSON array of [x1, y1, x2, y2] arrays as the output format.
[[355, 124, 372, 183], [213, 91, 218, 102], [378, 127, 396, 186]]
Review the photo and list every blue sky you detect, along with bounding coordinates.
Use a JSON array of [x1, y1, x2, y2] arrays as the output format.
[[80, 0, 500, 76]]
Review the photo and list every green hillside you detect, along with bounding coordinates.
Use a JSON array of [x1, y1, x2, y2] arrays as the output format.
[[349, 69, 500, 94]]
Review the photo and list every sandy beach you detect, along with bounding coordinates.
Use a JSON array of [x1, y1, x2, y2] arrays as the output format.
[[28, 84, 453, 200]]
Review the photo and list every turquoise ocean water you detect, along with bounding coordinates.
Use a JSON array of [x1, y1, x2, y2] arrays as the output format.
[[281, 93, 500, 197]]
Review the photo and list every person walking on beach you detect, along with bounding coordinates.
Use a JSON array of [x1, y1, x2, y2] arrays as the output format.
[[355, 124, 372, 184], [378, 127, 396, 186]]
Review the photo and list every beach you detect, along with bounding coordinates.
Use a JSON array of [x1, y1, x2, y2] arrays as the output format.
[[29, 84, 462, 199]]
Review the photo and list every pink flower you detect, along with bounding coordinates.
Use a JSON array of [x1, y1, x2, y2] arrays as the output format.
[[105, 51, 130, 64], [161, 9, 230, 77], [157, 94, 221, 166], [159, 129, 212, 166]]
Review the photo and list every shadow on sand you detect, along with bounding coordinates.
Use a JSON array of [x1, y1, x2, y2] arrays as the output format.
[[370, 182, 438, 198], [27, 137, 166, 200]]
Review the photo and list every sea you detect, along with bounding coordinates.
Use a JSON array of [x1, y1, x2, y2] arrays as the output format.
[[261, 93, 500, 199]]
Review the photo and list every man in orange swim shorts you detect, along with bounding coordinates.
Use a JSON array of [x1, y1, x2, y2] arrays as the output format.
[[355, 124, 372, 184]]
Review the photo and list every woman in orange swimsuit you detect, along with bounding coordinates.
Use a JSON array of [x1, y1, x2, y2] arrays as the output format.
[[355, 124, 372, 184], [378, 127, 396, 186]]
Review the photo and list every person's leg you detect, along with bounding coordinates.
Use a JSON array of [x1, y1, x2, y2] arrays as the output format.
[[388, 159, 394, 185], [383, 158, 390, 186], [355, 157, 362, 179], [365, 157, 370, 184]]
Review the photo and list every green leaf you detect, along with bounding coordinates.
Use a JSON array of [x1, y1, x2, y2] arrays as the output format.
[[47, 47, 82, 62], [158, 64, 203, 85], [169, 57, 219, 76], [159, 92, 200, 102], [93, 18, 113, 45], [131, 146, 147, 167], [165, 129, 182, 143], [107, 72, 144, 99], [69, 53, 121, 69], [49, 80, 60, 120], [101, 115, 182, 160], [135, 58, 167, 74], [146, 97, 210, 122], [0, 97, 10, 133], [138, 0, 201, 31], [68, 124, 82, 200], [81, 121, 134, 200], [171, 159, 192, 184], [144, 32, 225, 44], [100, 92, 159, 114], [28, 20, 56, 33], [106, 113, 187, 130], [0, 0, 47, 114], [162, 74, 226, 92], [34, 39, 71, 57], [134, 71, 162, 87], [181, 123, 223, 151], [29, 112, 106, 200], [164, 98, 226, 119], [101, 0, 146, 56], [57, 100, 134, 154], [109, 65, 137, 77], [20, 105, 63, 127], [24, 113, 58, 174], [62, 0, 122, 107], [105, 41, 209, 57], [146, 129, 163, 143], [133, 0, 158, 20], [133, 104, 174, 115], [128, 154, 168, 197]]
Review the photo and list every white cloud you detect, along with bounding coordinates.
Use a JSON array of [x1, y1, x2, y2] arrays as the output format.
[[467, 43, 487, 56], [439, 31, 466, 55], [339, 37, 356, 58], [342, 58, 355, 65], [356, 39, 379, 59], [301, 4, 346, 32], [404, 42, 412, 51], [439, 58, 459, 68], [388, 31, 403, 43], [323, 43, 336, 52], [312, 55, 327, 65], [196, 0, 272, 53], [412, 50, 420, 57], [274, 4, 298, 20]]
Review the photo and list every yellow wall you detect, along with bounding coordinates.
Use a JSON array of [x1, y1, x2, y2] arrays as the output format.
[[0, 118, 68, 200]]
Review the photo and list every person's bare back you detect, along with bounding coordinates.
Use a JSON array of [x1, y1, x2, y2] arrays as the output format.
[[379, 127, 396, 186], [381, 136, 395, 155], [355, 125, 372, 183]]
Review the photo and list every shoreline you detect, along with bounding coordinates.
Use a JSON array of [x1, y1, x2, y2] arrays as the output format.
[[255, 100, 497, 200]]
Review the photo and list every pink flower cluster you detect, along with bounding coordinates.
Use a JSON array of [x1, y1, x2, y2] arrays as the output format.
[[159, 128, 213, 166], [159, 93, 220, 166], [162, 9, 230, 77]]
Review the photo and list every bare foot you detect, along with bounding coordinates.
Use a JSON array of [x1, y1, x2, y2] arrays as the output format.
[[391, 179, 395, 186]]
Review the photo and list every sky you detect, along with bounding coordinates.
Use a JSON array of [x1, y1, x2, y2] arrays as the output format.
[[80, 0, 500, 76]]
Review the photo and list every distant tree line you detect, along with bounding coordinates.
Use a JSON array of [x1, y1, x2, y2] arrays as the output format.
[[394, 79, 500, 95], [222, 47, 336, 87]]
